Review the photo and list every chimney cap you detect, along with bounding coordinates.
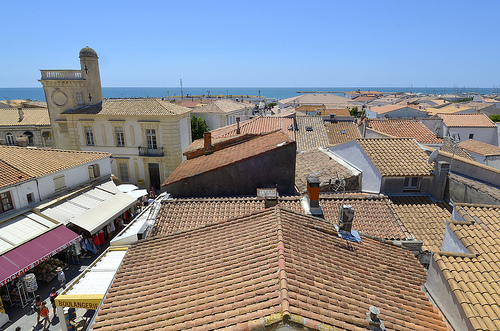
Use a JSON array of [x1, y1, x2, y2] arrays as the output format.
[[369, 306, 380, 315], [306, 176, 320, 184]]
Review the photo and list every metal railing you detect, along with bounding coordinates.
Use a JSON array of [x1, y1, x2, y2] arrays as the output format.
[[138, 146, 164, 157]]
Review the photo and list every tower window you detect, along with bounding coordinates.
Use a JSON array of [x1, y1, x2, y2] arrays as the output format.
[[76, 92, 84, 105], [5, 133, 15, 145]]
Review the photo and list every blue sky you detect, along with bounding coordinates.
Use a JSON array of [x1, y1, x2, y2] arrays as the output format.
[[1, 0, 499, 88]]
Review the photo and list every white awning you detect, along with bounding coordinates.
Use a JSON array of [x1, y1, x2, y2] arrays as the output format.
[[40, 180, 136, 235], [0, 211, 57, 255]]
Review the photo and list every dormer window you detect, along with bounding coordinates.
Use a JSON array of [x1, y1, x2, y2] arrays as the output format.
[[404, 177, 420, 190]]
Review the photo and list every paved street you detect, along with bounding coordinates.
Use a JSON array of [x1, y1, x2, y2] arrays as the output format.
[[1, 250, 105, 331]]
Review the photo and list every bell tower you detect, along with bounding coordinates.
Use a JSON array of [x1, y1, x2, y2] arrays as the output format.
[[39, 46, 103, 149], [79, 46, 103, 104]]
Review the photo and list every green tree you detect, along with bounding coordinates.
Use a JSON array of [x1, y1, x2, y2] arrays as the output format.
[[349, 106, 359, 117], [490, 114, 500, 122], [191, 115, 209, 140]]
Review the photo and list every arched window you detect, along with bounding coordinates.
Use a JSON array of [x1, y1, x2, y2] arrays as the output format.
[[5, 133, 15, 146], [23, 131, 34, 146]]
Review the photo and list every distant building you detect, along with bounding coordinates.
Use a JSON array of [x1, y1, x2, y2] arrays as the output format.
[[39, 47, 192, 191], [163, 131, 296, 197], [191, 99, 253, 131], [437, 113, 498, 145], [458, 139, 500, 169], [0, 107, 53, 147], [365, 104, 428, 118], [329, 138, 447, 197]]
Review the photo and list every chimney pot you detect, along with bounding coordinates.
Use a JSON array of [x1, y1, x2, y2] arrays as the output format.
[[18, 107, 24, 122], [203, 132, 213, 151], [306, 176, 320, 208]]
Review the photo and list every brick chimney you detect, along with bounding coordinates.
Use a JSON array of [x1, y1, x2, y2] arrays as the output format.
[[203, 132, 213, 151], [303, 176, 323, 217]]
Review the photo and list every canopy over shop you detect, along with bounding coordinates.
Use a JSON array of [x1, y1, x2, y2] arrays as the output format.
[[54, 247, 128, 331], [38, 179, 137, 235], [0, 213, 81, 327]]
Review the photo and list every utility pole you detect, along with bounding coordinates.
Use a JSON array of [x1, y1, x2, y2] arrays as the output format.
[[180, 78, 184, 100]]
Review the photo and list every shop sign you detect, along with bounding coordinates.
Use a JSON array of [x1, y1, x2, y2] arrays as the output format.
[[0, 236, 82, 287], [55, 295, 103, 310]]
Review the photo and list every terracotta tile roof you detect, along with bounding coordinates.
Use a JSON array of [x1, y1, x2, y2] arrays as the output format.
[[184, 117, 296, 155], [0, 108, 50, 126], [164, 131, 294, 186], [296, 105, 323, 113], [0, 146, 110, 177], [295, 116, 330, 151], [315, 194, 410, 240], [319, 107, 351, 116], [153, 194, 409, 241], [63, 99, 191, 116], [151, 196, 267, 236], [440, 140, 476, 162], [280, 93, 351, 107], [193, 99, 251, 114], [295, 148, 359, 194], [324, 121, 361, 145], [389, 196, 452, 252], [368, 119, 443, 144], [458, 139, 500, 156], [92, 208, 448, 331], [0, 160, 33, 188], [437, 113, 496, 128], [368, 104, 421, 114], [357, 138, 434, 177], [434, 204, 500, 330]]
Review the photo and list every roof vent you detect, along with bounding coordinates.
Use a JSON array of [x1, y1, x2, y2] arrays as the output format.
[[366, 306, 385, 330], [305, 126, 313, 132], [335, 205, 362, 245], [257, 188, 279, 208]]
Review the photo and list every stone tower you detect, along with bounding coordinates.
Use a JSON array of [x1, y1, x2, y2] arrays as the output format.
[[39, 46, 103, 149]]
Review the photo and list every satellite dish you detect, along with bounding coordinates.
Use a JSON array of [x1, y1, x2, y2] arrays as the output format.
[[428, 149, 439, 164]]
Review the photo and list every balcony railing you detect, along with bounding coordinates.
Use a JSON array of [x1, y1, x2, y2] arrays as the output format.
[[138, 146, 164, 157], [40, 70, 83, 80]]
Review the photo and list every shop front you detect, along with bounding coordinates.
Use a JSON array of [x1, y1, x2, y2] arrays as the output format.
[[54, 247, 128, 331], [0, 222, 81, 327]]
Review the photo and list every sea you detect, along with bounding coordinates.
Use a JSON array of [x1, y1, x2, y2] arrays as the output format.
[[1, 87, 499, 103]]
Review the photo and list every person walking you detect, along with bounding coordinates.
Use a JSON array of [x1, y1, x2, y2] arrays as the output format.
[[33, 295, 41, 324], [40, 301, 50, 330], [49, 287, 58, 318], [56, 267, 66, 287]]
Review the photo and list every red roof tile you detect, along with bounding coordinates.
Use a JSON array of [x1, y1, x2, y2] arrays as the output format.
[[368, 119, 443, 144], [184, 116, 296, 155], [92, 208, 448, 331], [0, 160, 33, 188], [437, 113, 496, 128], [324, 122, 361, 145], [435, 204, 500, 329], [163, 131, 294, 186], [153, 194, 409, 241], [458, 139, 500, 156]]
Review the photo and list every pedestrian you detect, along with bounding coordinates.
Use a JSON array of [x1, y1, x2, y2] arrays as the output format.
[[49, 287, 58, 317], [33, 295, 41, 324], [40, 301, 50, 330], [56, 267, 66, 288]]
